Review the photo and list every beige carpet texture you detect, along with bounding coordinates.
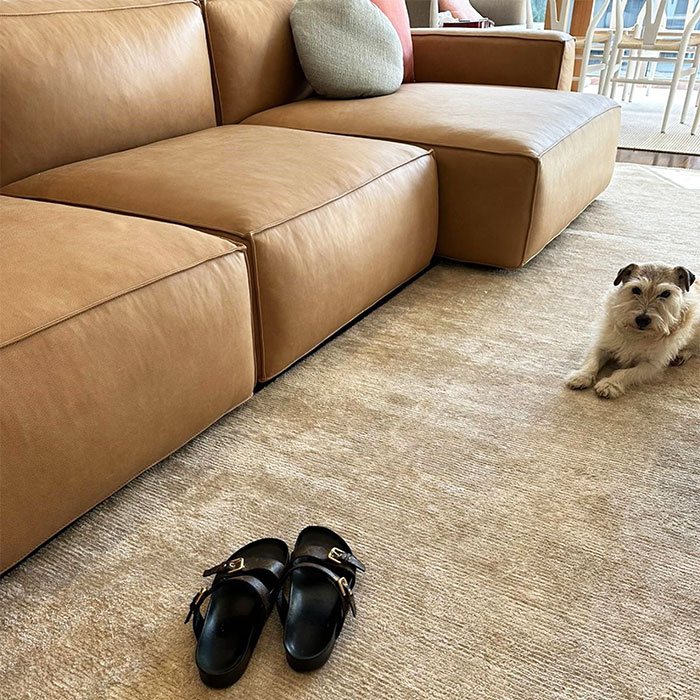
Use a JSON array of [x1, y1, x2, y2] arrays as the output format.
[[1, 163, 699, 700]]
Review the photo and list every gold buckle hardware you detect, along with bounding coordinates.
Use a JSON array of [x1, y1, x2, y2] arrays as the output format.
[[328, 547, 345, 564], [185, 586, 209, 623], [226, 557, 244, 572], [337, 576, 357, 616]]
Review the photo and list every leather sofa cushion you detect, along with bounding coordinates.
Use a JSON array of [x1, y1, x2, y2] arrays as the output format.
[[204, 0, 312, 124], [2, 125, 438, 379], [1, 196, 239, 348], [0, 0, 215, 186], [410, 29, 574, 90], [244, 82, 616, 163], [0, 196, 255, 573], [242, 83, 620, 267]]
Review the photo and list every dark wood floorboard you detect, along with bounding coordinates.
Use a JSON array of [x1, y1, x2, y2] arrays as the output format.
[[616, 148, 700, 169]]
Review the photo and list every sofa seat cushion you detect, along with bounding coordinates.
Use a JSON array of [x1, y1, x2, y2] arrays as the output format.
[[2, 125, 439, 380], [0, 196, 255, 573], [242, 83, 621, 267]]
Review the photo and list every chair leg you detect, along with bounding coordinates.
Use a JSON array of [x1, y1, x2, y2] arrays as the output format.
[[598, 40, 613, 95], [578, 44, 594, 93], [681, 50, 699, 124], [662, 51, 686, 133], [622, 49, 639, 102], [622, 50, 635, 101], [691, 87, 700, 135], [629, 51, 644, 102], [646, 60, 658, 97], [605, 45, 622, 98], [609, 48, 624, 101]]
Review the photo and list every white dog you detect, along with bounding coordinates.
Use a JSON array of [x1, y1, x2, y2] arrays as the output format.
[[567, 262, 699, 399]]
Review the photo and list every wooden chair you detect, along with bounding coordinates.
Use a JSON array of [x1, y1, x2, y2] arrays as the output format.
[[540, 0, 620, 93], [573, 0, 620, 92], [608, 0, 700, 132]]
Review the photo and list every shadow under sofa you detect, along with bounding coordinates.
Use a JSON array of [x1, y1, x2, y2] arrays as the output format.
[[0, 0, 619, 573]]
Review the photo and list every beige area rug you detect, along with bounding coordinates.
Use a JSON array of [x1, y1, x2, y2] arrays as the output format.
[[1, 164, 699, 700], [615, 86, 700, 154]]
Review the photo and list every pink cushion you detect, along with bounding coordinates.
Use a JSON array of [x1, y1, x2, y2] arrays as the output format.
[[371, 0, 415, 82], [439, 0, 484, 20]]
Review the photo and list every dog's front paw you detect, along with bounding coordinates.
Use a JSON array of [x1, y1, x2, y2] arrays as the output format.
[[594, 378, 624, 399], [566, 371, 595, 390], [670, 350, 692, 366]]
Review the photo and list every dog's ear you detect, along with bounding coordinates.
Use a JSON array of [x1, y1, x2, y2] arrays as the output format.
[[614, 263, 638, 286], [674, 266, 696, 292]]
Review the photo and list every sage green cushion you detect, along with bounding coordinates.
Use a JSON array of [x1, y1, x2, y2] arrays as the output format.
[[291, 0, 404, 99]]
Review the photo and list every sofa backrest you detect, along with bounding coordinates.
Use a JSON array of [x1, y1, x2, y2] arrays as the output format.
[[204, 0, 312, 124], [0, 0, 216, 186]]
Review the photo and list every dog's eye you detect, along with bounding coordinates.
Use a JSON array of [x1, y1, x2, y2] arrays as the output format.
[[658, 290, 671, 298], [631, 287, 641, 295]]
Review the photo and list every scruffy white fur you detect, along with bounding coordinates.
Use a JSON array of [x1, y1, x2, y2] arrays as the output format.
[[567, 262, 699, 399]]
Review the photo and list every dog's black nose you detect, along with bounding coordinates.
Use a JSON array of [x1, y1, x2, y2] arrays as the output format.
[[635, 314, 651, 329]]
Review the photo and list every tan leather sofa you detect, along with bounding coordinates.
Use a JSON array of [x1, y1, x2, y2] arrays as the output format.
[[0, 0, 619, 573], [0, 196, 256, 573]]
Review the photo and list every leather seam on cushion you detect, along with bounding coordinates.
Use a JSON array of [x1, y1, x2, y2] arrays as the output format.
[[446, 108, 617, 267], [411, 139, 541, 162], [259, 258, 432, 381], [554, 40, 566, 90], [0, 387, 254, 575], [238, 119, 537, 159], [520, 186, 605, 268], [238, 243, 263, 382], [223, 234, 268, 382], [555, 38, 575, 90], [0, 246, 244, 349], [1, 128, 219, 191], [246, 151, 433, 236], [411, 33, 570, 44], [129, 223, 264, 379], [520, 109, 618, 266], [196, 229, 268, 380], [536, 103, 620, 158], [0, 1, 198, 17], [201, 3, 226, 125], [0, 192, 247, 239], [275, 128, 545, 161], [179, 159, 432, 379], [519, 159, 541, 267], [239, 155, 434, 380], [243, 108, 619, 159], [1, 151, 432, 240], [249, 240, 267, 378]]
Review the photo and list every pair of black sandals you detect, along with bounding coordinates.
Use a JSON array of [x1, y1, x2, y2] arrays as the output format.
[[185, 526, 365, 687]]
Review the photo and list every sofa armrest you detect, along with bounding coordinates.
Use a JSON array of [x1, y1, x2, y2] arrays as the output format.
[[411, 29, 575, 90]]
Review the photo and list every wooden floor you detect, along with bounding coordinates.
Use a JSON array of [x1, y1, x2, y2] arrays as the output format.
[[616, 148, 699, 169]]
